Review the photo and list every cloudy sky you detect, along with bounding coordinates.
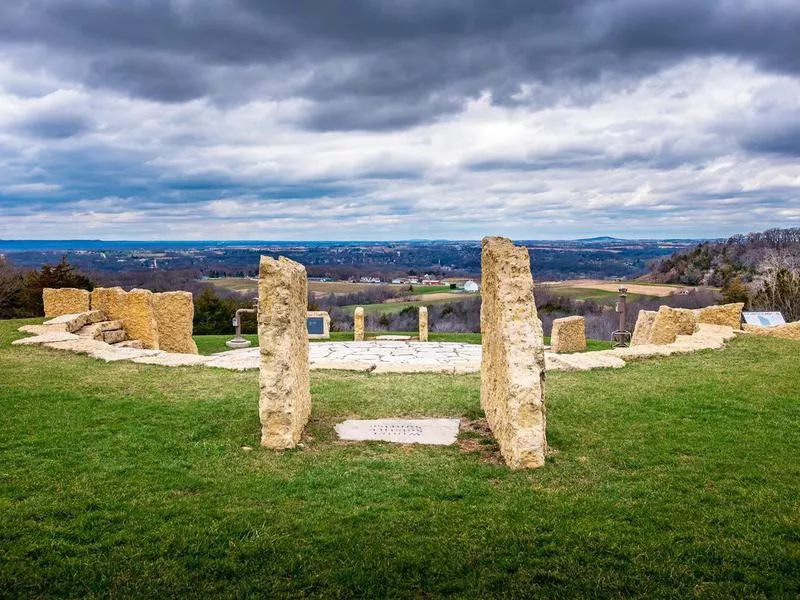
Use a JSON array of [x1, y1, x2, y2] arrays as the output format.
[[1, 0, 799, 240]]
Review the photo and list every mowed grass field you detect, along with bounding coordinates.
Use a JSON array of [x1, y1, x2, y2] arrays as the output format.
[[2, 318, 798, 598]]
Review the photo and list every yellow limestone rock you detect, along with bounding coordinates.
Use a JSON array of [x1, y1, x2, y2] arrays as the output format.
[[152, 291, 198, 354], [90, 287, 160, 349], [648, 306, 697, 345], [42, 288, 90, 317], [418, 306, 429, 342], [354, 306, 365, 341], [695, 303, 744, 329], [550, 315, 586, 353], [258, 256, 311, 450], [743, 321, 800, 340], [631, 310, 657, 346], [480, 236, 547, 469]]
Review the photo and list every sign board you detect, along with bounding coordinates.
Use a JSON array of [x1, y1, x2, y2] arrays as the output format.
[[306, 316, 325, 335], [742, 311, 786, 327]]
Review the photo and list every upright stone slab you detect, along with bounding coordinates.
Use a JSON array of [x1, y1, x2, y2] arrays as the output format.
[[43, 288, 90, 317], [418, 306, 429, 342], [354, 306, 365, 341], [306, 311, 330, 339], [152, 291, 198, 354], [91, 287, 160, 349], [550, 315, 586, 353], [480, 236, 547, 469], [695, 303, 744, 329], [258, 256, 311, 450], [649, 306, 697, 345], [630, 310, 657, 346]]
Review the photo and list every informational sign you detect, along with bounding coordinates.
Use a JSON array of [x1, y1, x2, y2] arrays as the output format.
[[742, 312, 786, 326], [306, 316, 325, 335]]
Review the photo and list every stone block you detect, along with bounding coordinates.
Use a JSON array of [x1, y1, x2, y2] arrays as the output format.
[[152, 291, 198, 354], [743, 321, 800, 340], [306, 310, 330, 339], [480, 236, 547, 469], [354, 306, 365, 341], [43, 310, 106, 333], [550, 315, 586, 353], [42, 288, 90, 317], [695, 303, 744, 329], [418, 306, 429, 342], [258, 256, 311, 450], [91, 287, 160, 349], [102, 329, 128, 344], [648, 306, 697, 345], [630, 310, 657, 346]]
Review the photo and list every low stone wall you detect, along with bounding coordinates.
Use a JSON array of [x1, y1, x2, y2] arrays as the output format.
[[43, 288, 91, 317], [152, 291, 198, 354], [550, 315, 586, 353], [90, 287, 160, 350], [695, 303, 744, 329], [258, 256, 311, 450], [743, 321, 800, 340], [480, 236, 547, 469]]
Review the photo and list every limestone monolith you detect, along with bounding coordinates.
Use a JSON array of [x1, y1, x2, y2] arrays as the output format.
[[480, 236, 547, 469], [258, 256, 311, 450], [43, 288, 90, 317], [152, 291, 198, 354], [90, 287, 160, 349], [418, 306, 429, 342], [550, 315, 586, 353], [354, 306, 365, 341]]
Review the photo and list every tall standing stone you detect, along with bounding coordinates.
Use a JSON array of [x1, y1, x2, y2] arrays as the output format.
[[258, 256, 311, 450], [43, 288, 91, 318], [418, 306, 429, 342], [480, 236, 547, 469], [90, 286, 160, 349], [354, 306, 365, 341]]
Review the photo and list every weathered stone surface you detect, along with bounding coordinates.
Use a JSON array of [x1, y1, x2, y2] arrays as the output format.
[[631, 310, 657, 346], [91, 287, 160, 349], [306, 310, 330, 339], [12, 331, 80, 345], [480, 236, 547, 469], [354, 306, 365, 341], [102, 329, 128, 344], [550, 315, 586, 353], [114, 339, 144, 349], [152, 291, 198, 354], [743, 321, 800, 340], [648, 306, 697, 345], [695, 303, 744, 329], [258, 256, 311, 450], [43, 310, 106, 333], [418, 306, 429, 342], [75, 320, 125, 340], [335, 418, 460, 445], [42, 288, 90, 317]]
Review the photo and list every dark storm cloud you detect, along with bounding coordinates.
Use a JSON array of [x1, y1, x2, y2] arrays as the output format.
[[16, 112, 92, 139], [1, 0, 799, 131]]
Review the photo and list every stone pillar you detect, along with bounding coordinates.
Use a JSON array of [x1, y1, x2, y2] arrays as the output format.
[[43, 288, 91, 317], [354, 306, 365, 341], [152, 291, 198, 354], [258, 256, 311, 450], [90, 286, 160, 349], [480, 236, 547, 469], [550, 315, 586, 353], [418, 306, 429, 342]]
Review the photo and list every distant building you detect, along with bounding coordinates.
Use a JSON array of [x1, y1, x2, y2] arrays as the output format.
[[421, 279, 442, 286], [359, 276, 382, 284], [463, 280, 480, 292]]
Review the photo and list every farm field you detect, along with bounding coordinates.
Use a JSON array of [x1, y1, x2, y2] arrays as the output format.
[[1, 317, 797, 597]]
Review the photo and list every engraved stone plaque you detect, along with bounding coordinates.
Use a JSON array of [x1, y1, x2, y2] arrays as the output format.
[[334, 418, 460, 445]]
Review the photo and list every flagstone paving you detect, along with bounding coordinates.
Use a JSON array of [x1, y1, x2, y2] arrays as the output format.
[[13, 323, 738, 374]]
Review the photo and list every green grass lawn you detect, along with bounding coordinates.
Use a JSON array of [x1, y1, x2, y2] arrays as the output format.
[[193, 333, 608, 355], [1, 318, 798, 598]]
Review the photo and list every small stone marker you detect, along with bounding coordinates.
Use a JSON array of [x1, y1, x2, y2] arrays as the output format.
[[374, 335, 412, 341], [418, 306, 429, 342], [335, 418, 460, 445], [354, 306, 365, 341], [306, 311, 330, 339], [258, 256, 311, 450], [550, 315, 586, 353], [480, 236, 547, 469]]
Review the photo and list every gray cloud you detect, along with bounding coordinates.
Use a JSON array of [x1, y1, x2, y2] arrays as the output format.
[[1, 1, 799, 131]]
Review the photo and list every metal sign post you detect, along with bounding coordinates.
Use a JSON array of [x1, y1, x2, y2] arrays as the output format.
[[611, 286, 631, 347]]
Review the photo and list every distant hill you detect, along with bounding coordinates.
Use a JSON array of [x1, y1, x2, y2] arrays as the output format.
[[575, 236, 621, 242], [649, 228, 800, 286]]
